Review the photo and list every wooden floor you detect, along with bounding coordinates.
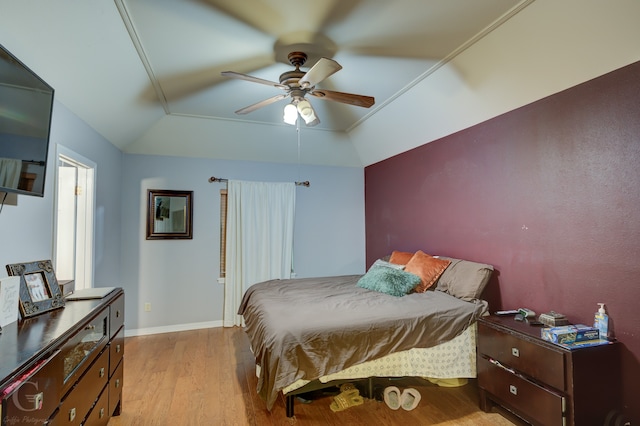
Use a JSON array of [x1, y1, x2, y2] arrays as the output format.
[[108, 327, 526, 425]]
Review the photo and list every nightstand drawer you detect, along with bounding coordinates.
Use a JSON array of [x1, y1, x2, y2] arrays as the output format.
[[478, 357, 565, 425], [478, 322, 565, 390]]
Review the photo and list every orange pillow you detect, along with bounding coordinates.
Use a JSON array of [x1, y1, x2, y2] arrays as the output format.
[[389, 250, 414, 265], [404, 250, 451, 293]]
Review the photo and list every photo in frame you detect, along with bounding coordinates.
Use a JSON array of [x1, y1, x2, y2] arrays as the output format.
[[146, 189, 193, 240], [6, 259, 65, 318]]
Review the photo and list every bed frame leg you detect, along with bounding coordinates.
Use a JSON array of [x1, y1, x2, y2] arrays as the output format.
[[366, 377, 374, 399], [286, 394, 295, 418]]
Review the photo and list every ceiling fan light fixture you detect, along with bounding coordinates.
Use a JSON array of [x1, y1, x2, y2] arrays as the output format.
[[283, 103, 298, 125], [297, 99, 317, 125], [305, 116, 320, 127]]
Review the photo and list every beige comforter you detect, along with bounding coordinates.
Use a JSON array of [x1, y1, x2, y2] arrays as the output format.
[[238, 275, 488, 410]]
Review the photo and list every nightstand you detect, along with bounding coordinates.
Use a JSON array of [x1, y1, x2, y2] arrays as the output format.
[[477, 315, 621, 425]]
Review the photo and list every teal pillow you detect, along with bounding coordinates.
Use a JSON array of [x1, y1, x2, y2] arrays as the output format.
[[357, 265, 421, 297]]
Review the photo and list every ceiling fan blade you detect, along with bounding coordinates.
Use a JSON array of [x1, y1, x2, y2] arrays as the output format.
[[309, 89, 375, 108], [201, 0, 283, 36], [299, 57, 342, 88], [235, 94, 288, 115], [141, 55, 274, 103], [221, 71, 287, 89]]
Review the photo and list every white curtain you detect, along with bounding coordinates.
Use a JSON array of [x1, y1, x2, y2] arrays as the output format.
[[223, 180, 296, 327]]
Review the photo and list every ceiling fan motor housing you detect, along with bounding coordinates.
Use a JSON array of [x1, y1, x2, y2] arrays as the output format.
[[287, 51, 308, 68], [279, 70, 305, 87], [280, 52, 308, 88]]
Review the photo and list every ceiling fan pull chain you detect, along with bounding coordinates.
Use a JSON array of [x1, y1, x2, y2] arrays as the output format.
[[297, 119, 301, 182]]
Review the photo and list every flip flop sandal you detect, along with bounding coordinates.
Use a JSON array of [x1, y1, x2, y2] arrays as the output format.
[[400, 388, 422, 411], [383, 386, 401, 410], [339, 382, 357, 392], [329, 389, 364, 412]]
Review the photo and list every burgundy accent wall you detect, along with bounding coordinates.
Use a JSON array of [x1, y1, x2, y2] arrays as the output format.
[[365, 61, 640, 421]]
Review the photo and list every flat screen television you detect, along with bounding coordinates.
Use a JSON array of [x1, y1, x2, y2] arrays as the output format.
[[0, 43, 54, 197]]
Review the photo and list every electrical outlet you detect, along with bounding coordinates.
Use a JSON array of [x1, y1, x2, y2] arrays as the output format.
[[144, 302, 151, 312]]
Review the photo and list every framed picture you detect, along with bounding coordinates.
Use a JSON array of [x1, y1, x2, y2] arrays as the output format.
[[6, 260, 65, 318], [146, 189, 193, 240]]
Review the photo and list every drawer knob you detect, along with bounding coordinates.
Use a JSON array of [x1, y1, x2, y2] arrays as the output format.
[[69, 407, 77, 421], [99, 407, 105, 418], [116, 344, 121, 353], [116, 310, 121, 318], [32, 392, 44, 410], [509, 384, 518, 396], [116, 378, 121, 388], [85, 324, 96, 331], [511, 347, 520, 357], [99, 367, 105, 378]]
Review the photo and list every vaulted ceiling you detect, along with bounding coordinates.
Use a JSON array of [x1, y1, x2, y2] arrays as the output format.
[[114, 0, 522, 132], [1, 1, 638, 167]]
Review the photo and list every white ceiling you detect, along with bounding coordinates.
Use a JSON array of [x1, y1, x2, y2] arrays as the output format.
[[6, 0, 640, 167], [1, 1, 638, 168], [115, 0, 522, 132]]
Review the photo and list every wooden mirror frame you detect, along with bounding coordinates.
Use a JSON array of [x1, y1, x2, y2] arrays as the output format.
[[146, 189, 193, 240]]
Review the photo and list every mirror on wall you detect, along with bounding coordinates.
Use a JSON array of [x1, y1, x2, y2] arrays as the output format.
[[146, 189, 193, 240]]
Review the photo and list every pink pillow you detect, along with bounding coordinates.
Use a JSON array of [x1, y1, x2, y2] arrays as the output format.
[[404, 250, 451, 293]]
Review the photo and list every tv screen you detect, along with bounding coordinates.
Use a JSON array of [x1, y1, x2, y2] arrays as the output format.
[[0, 43, 54, 197]]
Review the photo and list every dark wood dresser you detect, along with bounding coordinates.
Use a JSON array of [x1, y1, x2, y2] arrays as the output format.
[[477, 315, 621, 426], [0, 288, 124, 425]]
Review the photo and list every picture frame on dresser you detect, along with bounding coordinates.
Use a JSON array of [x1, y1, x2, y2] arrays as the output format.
[[6, 259, 65, 318]]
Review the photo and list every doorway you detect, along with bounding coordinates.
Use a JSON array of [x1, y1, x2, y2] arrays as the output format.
[[54, 145, 96, 291]]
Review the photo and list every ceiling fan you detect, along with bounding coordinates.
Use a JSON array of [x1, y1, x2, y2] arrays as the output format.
[[221, 51, 375, 127]]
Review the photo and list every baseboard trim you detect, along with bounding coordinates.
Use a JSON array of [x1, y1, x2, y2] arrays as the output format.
[[125, 320, 224, 337]]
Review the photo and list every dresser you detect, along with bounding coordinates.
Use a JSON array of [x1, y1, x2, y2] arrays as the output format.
[[0, 288, 124, 425], [477, 316, 621, 425]]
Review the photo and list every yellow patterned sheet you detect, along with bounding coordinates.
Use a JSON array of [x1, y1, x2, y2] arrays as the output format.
[[280, 322, 477, 394]]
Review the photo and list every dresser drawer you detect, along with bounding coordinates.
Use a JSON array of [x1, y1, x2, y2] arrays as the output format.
[[1, 350, 62, 425], [84, 385, 110, 426], [59, 348, 109, 425], [109, 327, 125, 376], [478, 357, 565, 425], [109, 359, 124, 416], [109, 294, 125, 339], [61, 307, 109, 395], [478, 322, 565, 390]]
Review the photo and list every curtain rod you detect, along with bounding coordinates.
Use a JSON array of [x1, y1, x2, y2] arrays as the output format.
[[208, 176, 310, 187]]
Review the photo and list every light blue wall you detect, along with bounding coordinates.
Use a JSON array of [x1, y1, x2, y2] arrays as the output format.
[[0, 101, 365, 334], [120, 154, 365, 332], [0, 101, 122, 288]]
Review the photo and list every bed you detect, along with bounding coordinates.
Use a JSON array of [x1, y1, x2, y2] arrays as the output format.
[[238, 252, 493, 416]]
